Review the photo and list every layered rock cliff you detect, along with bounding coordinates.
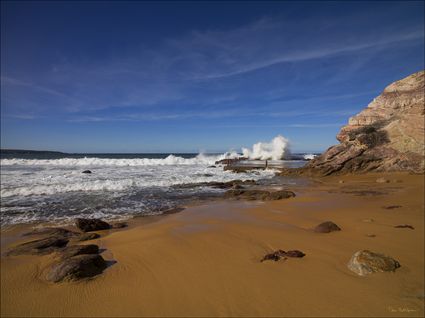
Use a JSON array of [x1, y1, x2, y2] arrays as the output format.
[[303, 70, 424, 175]]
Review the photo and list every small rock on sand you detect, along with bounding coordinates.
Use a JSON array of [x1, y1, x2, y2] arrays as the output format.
[[82, 170, 92, 174], [382, 205, 402, 210], [313, 221, 341, 233], [394, 224, 414, 230], [261, 249, 306, 262], [347, 250, 400, 276]]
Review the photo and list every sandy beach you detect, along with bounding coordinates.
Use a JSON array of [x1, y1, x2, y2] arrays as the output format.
[[1, 172, 423, 317]]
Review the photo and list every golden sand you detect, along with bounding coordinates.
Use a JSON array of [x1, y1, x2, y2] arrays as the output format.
[[1, 173, 424, 317]]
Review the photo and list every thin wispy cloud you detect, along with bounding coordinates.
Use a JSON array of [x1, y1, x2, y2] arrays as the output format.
[[1, 1, 423, 152]]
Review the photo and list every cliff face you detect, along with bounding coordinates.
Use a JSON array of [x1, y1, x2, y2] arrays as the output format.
[[306, 70, 424, 175]]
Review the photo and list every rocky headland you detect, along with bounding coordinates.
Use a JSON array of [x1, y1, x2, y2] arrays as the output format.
[[281, 70, 424, 176]]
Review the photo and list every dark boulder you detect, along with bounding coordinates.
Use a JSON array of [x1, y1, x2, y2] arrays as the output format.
[[46, 254, 107, 282], [7, 236, 69, 256], [59, 244, 99, 259], [314, 221, 341, 233], [82, 170, 92, 174], [75, 218, 111, 232]]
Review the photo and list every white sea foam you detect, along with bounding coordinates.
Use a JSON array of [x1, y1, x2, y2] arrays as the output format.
[[0, 144, 300, 225], [0, 159, 275, 198], [0, 152, 240, 167], [242, 135, 290, 160], [303, 154, 317, 160]]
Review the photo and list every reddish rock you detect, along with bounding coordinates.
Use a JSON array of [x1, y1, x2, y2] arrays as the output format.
[[280, 71, 424, 176]]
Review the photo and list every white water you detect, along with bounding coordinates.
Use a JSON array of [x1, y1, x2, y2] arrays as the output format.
[[0, 137, 309, 225], [0, 152, 276, 225], [0, 152, 240, 167], [303, 154, 317, 160], [242, 135, 290, 160]]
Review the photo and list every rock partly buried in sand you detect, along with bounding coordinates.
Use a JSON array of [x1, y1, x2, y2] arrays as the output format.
[[314, 221, 341, 233], [376, 177, 390, 183], [7, 236, 69, 256], [59, 244, 99, 259], [224, 189, 296, 201], [77, 232, 100, 241], [111, 222, 128, 229], [394, 224, 415, 229], [347, 250, 400, 276], [75, 218, 111, 232], [23, 227, 78, 238], [383, 205, 402, 210], [46, 254, 107, 282], [82, 170, 92, 174], [261, 250, 306, 262]]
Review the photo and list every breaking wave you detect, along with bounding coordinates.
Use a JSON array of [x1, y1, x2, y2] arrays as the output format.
[[0, 152, 240, 167], [242, 135, 290, 160]]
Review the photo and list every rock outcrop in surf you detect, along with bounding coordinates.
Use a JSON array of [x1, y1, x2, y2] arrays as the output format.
[[282, 70, 424, 176]]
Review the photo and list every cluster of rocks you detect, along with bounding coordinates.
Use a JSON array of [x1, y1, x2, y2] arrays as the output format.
[[6, 218, 127, 283], [260, 220, 401, 277]]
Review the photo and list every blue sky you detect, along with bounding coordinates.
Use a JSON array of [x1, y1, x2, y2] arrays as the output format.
[[1, 1, 424, 153]]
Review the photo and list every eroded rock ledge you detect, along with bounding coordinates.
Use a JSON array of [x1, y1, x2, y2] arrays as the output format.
[[280, 70, 424, 176]]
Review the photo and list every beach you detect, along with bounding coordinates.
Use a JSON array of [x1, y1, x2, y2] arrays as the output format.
[[1, 172, 423, 317]]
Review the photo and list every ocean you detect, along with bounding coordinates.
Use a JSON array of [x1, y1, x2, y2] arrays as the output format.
[[0, 151, 312, 226]]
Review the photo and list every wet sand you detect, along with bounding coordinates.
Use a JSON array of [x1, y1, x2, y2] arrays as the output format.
[[1, 173, 424, 317]]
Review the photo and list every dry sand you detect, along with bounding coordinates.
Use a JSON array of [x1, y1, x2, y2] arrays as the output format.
[[1, 173, 424, 317]]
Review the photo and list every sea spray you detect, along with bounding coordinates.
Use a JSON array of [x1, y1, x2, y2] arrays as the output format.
[[242, 135, 290, 160]]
